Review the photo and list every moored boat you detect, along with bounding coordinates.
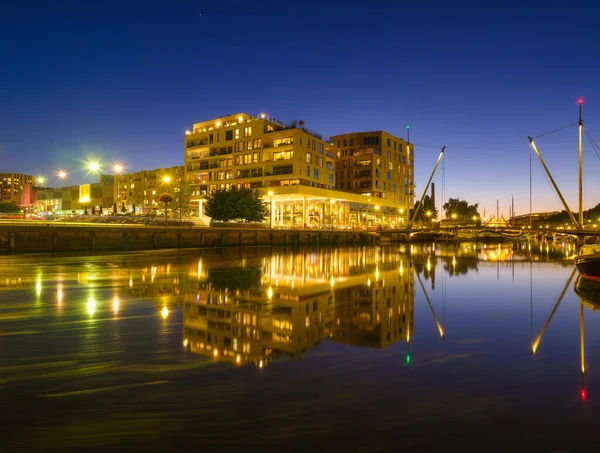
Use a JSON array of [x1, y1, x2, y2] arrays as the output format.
[[575, 237, 600, 282]]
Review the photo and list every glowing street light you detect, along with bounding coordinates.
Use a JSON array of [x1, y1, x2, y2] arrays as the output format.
[[163, 175, 171, 184], [113, 163, 124, 174], [87, 161, 100, 173], [57, 170, 68, 184], [37, 176, 46, 186]]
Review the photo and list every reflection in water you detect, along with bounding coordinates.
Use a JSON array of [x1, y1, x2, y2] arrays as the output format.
[[2, 243, 600, 450], [182, 248, 416, 367]]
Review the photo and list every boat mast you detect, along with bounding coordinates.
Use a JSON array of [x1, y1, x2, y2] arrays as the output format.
[[578, 99, 583, 227], [408, 146, 445, 229], [528, 137, 580, 229]]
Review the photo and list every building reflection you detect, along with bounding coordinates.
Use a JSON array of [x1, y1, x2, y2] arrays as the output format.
[[181, 248, 415, 366]]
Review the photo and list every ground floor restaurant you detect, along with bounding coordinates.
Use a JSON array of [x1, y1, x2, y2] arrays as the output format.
[[192, 185, 409, 229]]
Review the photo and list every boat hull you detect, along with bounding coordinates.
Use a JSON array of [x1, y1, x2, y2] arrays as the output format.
[[575, 253, 600, 283]]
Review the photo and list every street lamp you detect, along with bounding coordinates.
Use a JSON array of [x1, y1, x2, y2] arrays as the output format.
[[268, 191, 274, 229], [113, 164, 124, 214], [163, 175, 171, 184], [57, 170, 68, 185]]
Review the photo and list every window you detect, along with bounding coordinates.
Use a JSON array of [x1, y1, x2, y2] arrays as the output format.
[[318, 156, 324, 168], [386, 138, 391, 147], [234, 142, 243, 152], [350, 138, 354, 146], [274, 137, 293, 147], [244, 126, 252, 137], [313, 168, 319, 179], [253, 139, 262, 149], [226, 130, 233, 141], [306, 138, 310, 149], [209, 134, 213, 144], [388, 162, 393, 170], [343, 139, 347, 147], [319, 143, 323, 154], [363, 136, 379, 145], [235, 129, 240, 139], [273, 150, 293, 160], [392, 183, 396, 192], [306, 166, 310, 177], [306, 152, 312, 164], [246, 140, 252, 151], [386, 171, 391, 181], [386, 150, 391, 159], [328, 174, 333, 184], [377, 159, 381, 167], [375, 169, 380, 178]]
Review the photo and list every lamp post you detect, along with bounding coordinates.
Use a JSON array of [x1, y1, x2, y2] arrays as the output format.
[[37, 176, 48, 213], [86, 160, 102, 214], [113, 163, 124, 214], [268, 191, 274, 229]]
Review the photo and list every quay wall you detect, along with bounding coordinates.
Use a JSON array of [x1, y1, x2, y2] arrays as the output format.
[[0, 224, 376, 253]]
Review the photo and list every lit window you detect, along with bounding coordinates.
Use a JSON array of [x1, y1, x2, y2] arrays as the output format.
[[306, 152, 312, 164], [244, 127, 252, 137], [235, 129, 240, 139]]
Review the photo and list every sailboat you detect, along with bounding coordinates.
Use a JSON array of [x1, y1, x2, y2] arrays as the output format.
[[529, 99, 600, 282], [574, 237, 600, 282]]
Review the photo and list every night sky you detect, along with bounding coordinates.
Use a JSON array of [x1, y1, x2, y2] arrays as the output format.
[[2, 0, 600, 217]]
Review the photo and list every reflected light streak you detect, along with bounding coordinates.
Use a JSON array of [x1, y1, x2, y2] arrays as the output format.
[[161, 306, 169, 319], [87, 296, 96, 315], [113, 296, 119, 314]]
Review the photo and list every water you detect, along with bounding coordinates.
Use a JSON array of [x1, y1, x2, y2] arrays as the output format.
[[1, 241, 599, 452]]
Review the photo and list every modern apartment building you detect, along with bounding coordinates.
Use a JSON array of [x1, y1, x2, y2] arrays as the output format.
[[0, 173, 35, 204], [329, 131, 415, 225], [115, 166, 185, 214], [185, 113, 406, 228]]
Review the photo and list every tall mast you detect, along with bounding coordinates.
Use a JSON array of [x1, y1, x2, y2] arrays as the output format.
[[578, 99, 583, 227]]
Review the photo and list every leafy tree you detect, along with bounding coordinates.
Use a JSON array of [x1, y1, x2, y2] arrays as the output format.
[[84, 207, 89, 215], [412, 195, 438, 224], [91, 205, 96, 215], [443, 197, 480, 223], [159, 193, 174, 220], [0, 201, 20, 213], [113, 203, 117, 215], [121, 202, 126, 214], [204, 187, 268, 222]]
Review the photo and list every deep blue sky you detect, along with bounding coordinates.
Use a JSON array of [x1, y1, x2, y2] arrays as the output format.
[[2, 0, 600, 217]]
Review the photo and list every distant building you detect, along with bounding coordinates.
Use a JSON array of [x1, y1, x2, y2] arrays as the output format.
[[0, 173, 36, 205], [34, 175, 115, 214], [114, 166, 185, 214]]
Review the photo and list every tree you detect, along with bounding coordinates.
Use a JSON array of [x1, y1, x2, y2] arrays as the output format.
[[121, 202, 126, 214], [91, 205, 96, 215], [84, 207, 89, 215], [113, 203, 117, 215], [0, 201, 20, 213], [443, 198, 480, 223], [159, 193, 174, 220], [171, 176, 192, 220], [412, 195, 438, 225], [204, 187, 268, 222]]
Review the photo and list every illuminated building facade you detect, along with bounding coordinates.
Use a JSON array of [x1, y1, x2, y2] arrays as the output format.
[[330, 131, 415, 225], [34, 175, 115, 213], [0, 173, 35, 204], [114, 166, 184, 214], [185, 113, 405, 228]]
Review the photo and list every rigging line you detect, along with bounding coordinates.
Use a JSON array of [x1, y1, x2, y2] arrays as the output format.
[[583, 128, 600, 161], [412, 143, 445, 149], [532, 122, 578, 139]]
